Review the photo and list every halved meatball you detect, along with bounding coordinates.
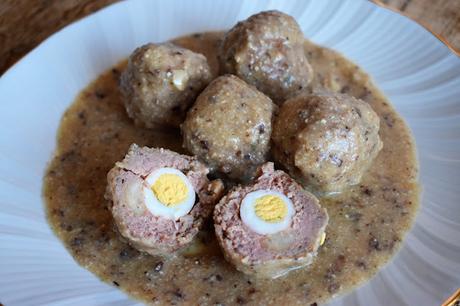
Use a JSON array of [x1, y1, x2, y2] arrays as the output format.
[[220, 10, 313, 104], [105, 144, 224, 256], [120, 43, 212, 128], [214, 163, 328, 278], [182, 74, 276, 181], [272, 92, 383, 194]]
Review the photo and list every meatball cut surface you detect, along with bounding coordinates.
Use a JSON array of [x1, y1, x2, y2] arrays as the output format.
[[105, 144, 224, 256], [220, 10, 313, 104], [182, 75, 276, 181], [272, 92, 383, 194], [120, 43, 212, 128], [214, 163, 328, 278]]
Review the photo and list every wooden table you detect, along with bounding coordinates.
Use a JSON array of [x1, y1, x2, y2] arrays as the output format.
[[0, 0, 459, 74]]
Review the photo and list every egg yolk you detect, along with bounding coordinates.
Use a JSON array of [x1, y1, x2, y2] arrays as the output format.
[[151, 174, 188, 206], [254, 195, 288, 223], [320, 232, 326, 246]]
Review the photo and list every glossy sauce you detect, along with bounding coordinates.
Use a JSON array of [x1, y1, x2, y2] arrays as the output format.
[[43, 32, 419, 305]]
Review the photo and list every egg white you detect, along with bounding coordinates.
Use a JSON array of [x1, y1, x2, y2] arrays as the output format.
[[142, 167, 196, 220], [240, 190, 295, 235]]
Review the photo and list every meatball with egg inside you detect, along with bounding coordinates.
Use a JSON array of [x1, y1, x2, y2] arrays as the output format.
[[220, 10, 313, 104], [120, 43, 212, 128], [214, 163, 328, 278], [105, 144, 224, 256], [272, 92, 383, 194], [182, 74, 276, 181]]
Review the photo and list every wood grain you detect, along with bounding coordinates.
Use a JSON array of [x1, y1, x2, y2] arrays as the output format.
[[0, 0, 118, 74], [0, 0, 459, 74], [377, 0, 460, 55]]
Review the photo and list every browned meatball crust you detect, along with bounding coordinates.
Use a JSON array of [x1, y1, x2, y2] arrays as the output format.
[[220, 10, 313, 104], [214, 163, 328, 278], [120, 43, 212, 128], [272, 92, 383, 194], [182, 75, 276, 181], [105, 144, 224, 256]]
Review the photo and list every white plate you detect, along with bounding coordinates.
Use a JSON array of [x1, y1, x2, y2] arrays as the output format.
[[1, 0, 459, 305]]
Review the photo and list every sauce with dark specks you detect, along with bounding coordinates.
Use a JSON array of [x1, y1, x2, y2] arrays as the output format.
[[43, 32, 419, 305]]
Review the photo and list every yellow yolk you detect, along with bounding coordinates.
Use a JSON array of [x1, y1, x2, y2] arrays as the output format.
[[240, 190, 295, 235], [151, 174, 188, 206], [254, 195, 288, 223], [320, 232, 326, 246]]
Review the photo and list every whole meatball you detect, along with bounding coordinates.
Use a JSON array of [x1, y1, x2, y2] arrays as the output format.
[[272, 92, 383, 193], [182, 75, 275, 181], [220, 10, 313, 104], [120, 43, 212, 128]]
